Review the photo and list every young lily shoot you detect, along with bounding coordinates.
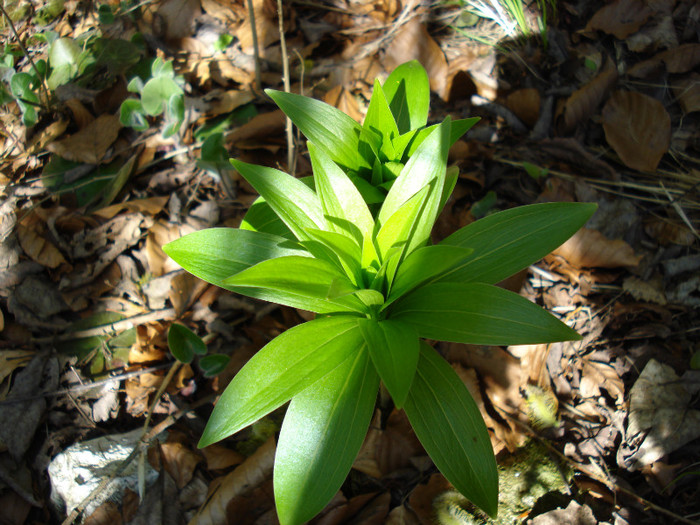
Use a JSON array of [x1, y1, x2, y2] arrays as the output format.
[[164, 61, 596, 525]]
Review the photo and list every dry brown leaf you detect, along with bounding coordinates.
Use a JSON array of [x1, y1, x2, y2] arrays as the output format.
[[601, 90, 670, 171], [203, 90, 256, 116], [384, 17, 449, 100], [626, 13, 677, 52], [579, 360, 625, 404], [623, 275, 667, 305], [26, 118, 69, 155], [236, 0, 279, 54], [673, 73, 700, 113], [644, 217, 697, 246], [64, 98, 95, 129], [557, 63, 617, 133], [324, 85, 364, 123], [585, 0, 652, 38], [226, 110, 286, 146], [407, 473, 452, 525], [16, 222, 67, 269], [154, 441, 202, 489], [92, 196, 170, 220], [157, 0, 200, 40], [657, 43, 700, 73], [146, 220, 196, 277], [47, 114, 121, 164], [83, 501, 123, 525], [190, 436, 275, 525], [200, 444, 245, 471], [0, 350, 34, 387], [552, 227, 642, 268], [505, 88, 541, 127]]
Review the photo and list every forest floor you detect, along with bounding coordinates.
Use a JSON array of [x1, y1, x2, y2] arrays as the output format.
[[0, 0, 699, 524]]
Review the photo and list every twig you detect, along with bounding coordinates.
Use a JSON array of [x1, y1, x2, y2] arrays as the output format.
[[276, 0, 295, 174], [246, 0, 262, 92]]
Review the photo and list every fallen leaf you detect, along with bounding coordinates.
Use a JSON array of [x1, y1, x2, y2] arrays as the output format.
[[585, 0, 652, 38], [644, 217, 697, 246], [236, 0, 279, 54], [505, 88, 540, 127], [92, 196, 170, 220], [623, 275, 667, 305], [47, 114, 122, 164], [673, 73, 700, 114], [152, 440, 202, 489], [16, 221, 67, 269], [657, 43, 700, 73], [226, 110, 286, 146], [324, 85, 364, 123], [202, 89, 256, 116], [551, 227, 642, 268], [626, 13, 677, 52], [157, 0, 200, 40], [602, 90, 670, 171], [200, 444, 245, 471], [579, 360, 624, 404], [0, 350, 34, 389], [557, 63, 617, 133], [83, 501, 123, 525]]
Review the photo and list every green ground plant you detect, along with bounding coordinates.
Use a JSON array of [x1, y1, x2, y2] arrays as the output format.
[[164, 61, 595, 525]]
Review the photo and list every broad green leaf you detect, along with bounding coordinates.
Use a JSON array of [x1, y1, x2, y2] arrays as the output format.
[[391, 282, 581, 345], [274, 346, 378, 525], [363, 80, 399, 161], [266, 89, 366, 171], [141, 75, 183, 115], [387, 245, 474, 304], [357, 318, 418, 408], [48, 37, 80, 70], [199, 354, 230, 377], [168, 323, 206, 364], [437, 202, 597, 285], [375, 184, 431, 263], [308, 142, 374, 242], [304, 228, 362, 284], [404, 343, 498, 517], [163, 228, 309, 290], [119, 98, 148, 131], [353, 288, 385, 308], [223, 256, 366, 314], [198, 317, 364, 447], [402, 117, 479, 159], [162, 92, 184, 137], [10, 72, 39, 126], [231, 159, 325, 241], [382, 60, 430, 134]]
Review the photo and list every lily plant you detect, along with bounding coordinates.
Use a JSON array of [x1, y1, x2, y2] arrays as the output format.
[[164, 61, 595, 524]]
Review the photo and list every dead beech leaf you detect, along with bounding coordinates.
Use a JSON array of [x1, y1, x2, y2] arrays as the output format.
[[558, 63, 617, 133], [585, 0, 652, 38], [579, 360, 624, 404], [644, 217, 696, 246], [155, 441, 201, 489], [48, 114, 121, 164], [16, 222, 67, 269], [157, 0, 200, 40], [236, 0, 278, 54], [92, 196, 170, 220], [203, 90, 256, 116], [657, 43, 700, 73], [324, 85, 364, 123], [505, 88, 540, 127], [226, 110, 286, 146], [191, 436, 275, 525], [623, 275, 667, 305], [601, 90, 670, 172], [552, 228, 642, 268], [200, 444, 245, 471], [673, 74, 700, 114], [385, 17, 449, 100]]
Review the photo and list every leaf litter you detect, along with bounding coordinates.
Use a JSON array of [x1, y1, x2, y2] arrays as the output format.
[[0, 0, 699, 524]]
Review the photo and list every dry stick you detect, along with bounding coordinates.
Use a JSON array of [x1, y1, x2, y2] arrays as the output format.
[[246, 0, 262, 92], [276, 0, 295, 174], [0, 5, 51, 107]]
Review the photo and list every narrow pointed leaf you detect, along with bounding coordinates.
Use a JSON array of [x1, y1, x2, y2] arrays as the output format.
[[404, 343, 498, 517], [382, 60, 430, 134], [199, 317, 364, 447], [266, 89, 366, 171], [363, 80, 399, 160], [231, 159, 325, 241], [274, 348, 378, 525], [437, 202, 597, 285], [357, 319, 419, 408], [163, 228, 309, 290], [404, 117, 479, 158], [391, 282, 580, 345], [375, 184, 432, 262], [223, 256, 366, 314], [304, 228, 362, 284]]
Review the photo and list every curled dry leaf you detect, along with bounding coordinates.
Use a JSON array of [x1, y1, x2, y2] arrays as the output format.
[[557, 63, 617, 133], [155, 441, 202, 489], [16, 222, 67, 269], [505, 88, 541, 127], [585, 0, 652, 38], [552, 227, 642, 268], [48, 114, 122, 164], [673, 73, 700, 114], [658, 43, 700, 73], [601, 90, 670, 172]]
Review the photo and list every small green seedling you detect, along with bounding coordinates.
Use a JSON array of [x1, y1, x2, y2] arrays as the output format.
[[120, 57, 185, 137], [164, 61, 595, 524], [167, 323, 230, 377]]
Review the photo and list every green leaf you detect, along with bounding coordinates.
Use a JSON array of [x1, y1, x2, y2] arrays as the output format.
[[162, 92, 184, 137], [168, 323, 206, 364], [304, 227, 362, 284], [308, 142, 374, 242], [363, 80, 399, 161], [437, 202, 597, 285], [382, 60, 430, 134], [266, 89, 366, 171], [198, 316, 364, 447], [141, 75, 183, 116], [199, 354, 230, 377], [387, 245, 473, 304], [357, 318, 418, 408], [48, 36, 80, 69], [404, 342, 498, 517], [223, 256, 366, 314], [391, 282, 581, 345], [90, 153, 137, 212], [274, 346, 378, 525], [231, 159, 325, 241], [402, 117, 479, 159], [163, 228, 310, 290], [119, 98, 148, 131]]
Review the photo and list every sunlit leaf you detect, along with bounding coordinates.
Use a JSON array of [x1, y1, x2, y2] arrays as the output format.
[[382, 60, 430, 134]]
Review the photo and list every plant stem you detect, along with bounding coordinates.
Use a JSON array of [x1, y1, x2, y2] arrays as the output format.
[[276, 0, 295, 174]]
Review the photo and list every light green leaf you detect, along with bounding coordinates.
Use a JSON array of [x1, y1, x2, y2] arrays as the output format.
[[119, 99, 148, 131], [163, 228, 309, 290], [304, 228, 362, 284], [274, 346, 378, 525], [387, 245, 473, 304], [437, 202, 597, 285], [198, 317, 364, 447], [363, 79, 399, 161], [141, 75, 183, 116], [382, 60, 430, 134], [375, 184, 431, 264], [162, 92, 184, 137], [308, 142, 374, 242], [49, 37, 80, 70], [357, 318, 418, 408], [223, 256, 366, 314], [401, 117, 479, 159], [231, 159, 325, 241], [404, 342, 498, 517], [266, 89, 366, 171], [391, 282, 581, 345]]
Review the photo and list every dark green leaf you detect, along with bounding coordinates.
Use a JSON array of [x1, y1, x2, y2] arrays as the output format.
[[274, 346, 378, 525], [404, 343, 498, 517], [200, 354, 230, 377], [391, 282, 580, 345], [198, 316, 364, 447], [168, 323, 206, 364]]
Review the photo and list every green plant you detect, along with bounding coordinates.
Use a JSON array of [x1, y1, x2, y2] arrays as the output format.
[[164, 61, 595, 524], [119, 56, 185, 138], [167, 323, 230, 377]]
